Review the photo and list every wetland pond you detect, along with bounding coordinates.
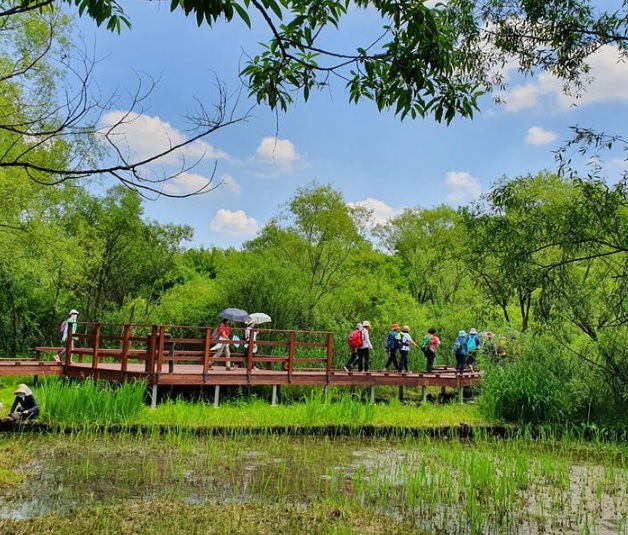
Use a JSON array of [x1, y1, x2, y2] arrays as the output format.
[[0, 432, 626, 534]]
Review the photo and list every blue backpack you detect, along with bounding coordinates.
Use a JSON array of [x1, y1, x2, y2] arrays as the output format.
[[387, 331, 398, 350], [453, 336, 467, 356], [467, 335, 477, 353]]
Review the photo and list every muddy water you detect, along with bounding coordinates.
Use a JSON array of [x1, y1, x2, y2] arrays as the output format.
[[0, 434, 626, 534]]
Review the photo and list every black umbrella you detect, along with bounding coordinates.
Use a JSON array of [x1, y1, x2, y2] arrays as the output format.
[[219, 308, 251, 323]]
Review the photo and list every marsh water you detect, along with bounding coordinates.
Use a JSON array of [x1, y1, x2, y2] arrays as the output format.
[[0, 432, 626, 534]]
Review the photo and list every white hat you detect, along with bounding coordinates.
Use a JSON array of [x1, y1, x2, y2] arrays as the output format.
[[14, 384, 32, 396], [69, 309, 79, 315], [469, 328, 478, 335]]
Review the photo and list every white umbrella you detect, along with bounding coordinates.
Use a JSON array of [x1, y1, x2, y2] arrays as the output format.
[[248, 312, 272, 325]]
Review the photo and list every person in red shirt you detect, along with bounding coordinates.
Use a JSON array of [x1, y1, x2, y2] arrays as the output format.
[[213, 319, 233, 369], [422, 327, 441, 373]]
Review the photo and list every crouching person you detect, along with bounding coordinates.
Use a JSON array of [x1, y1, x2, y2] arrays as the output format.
[[9, 384, 40, 421]]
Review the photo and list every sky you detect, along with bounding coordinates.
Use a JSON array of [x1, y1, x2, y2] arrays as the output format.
[[74, 1, 628, 249]]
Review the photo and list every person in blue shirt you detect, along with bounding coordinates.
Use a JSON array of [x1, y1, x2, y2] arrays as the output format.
[[466, 327, 482, 371], [8, 384, 40, 421], [383, 324, 400, 372], [453, 330, 468, 375]]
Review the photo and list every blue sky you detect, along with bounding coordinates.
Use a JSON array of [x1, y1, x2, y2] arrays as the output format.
[[76, 2, 628, 249]]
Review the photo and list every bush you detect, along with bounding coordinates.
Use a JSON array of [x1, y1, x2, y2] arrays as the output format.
[[479, 336, 573, 424]]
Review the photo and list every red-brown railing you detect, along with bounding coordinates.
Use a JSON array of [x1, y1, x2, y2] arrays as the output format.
[[57, 322, 334, 379]]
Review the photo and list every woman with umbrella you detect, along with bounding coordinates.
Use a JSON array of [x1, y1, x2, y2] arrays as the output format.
[[213, 318, 233, 370]]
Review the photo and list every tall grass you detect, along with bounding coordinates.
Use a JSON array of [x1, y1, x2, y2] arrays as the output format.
[[38, 378, 147, 425], [479, 335, 573, 424]]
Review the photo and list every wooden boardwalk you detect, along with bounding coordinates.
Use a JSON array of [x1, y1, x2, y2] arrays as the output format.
[[1, 323, 481, 405]]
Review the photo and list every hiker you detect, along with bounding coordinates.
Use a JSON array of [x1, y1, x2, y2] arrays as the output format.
[[7, 384, 39, 421], [453, 330, 468, 375], [383, 324, 401, 372], [212, 319, 233, 370], [496, 336, 508, 359], [55, 309, 79, 362], [466, 328, 482, 371], [420, 327, 441, 373], [398, 325, 418, 373], [344, 323, 362, 371], [357, 320, 373, 372], [242, 319, 260, 370]]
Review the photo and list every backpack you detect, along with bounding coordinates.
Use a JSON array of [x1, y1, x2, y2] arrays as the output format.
[[467, 335, 477, 353], [210, 328, 220, 342], [347, 328, 363, 350], [420, 335, 431, 352], [396, 332, 405, 350], [387, 331, 398, 350], [59, 320, 67, 336], [453, 337, 467, 356]]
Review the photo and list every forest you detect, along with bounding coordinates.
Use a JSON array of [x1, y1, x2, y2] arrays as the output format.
[[1, 0, 627, 429]]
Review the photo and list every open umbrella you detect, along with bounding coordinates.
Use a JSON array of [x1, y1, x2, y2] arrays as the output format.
[[249, 312, 272, 325], [219, 308, 251, 323]]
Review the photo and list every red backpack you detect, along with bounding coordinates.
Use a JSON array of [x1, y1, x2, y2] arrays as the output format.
[[347, 328, 363, 349]]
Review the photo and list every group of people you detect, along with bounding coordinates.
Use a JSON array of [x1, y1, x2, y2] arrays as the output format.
[[344, 321, 505, 374], [211, 318, 260, 369], [344, 322, 442, 374]]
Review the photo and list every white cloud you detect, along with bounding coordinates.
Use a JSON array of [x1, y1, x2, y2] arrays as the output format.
[[210, 209, 260, 237], [255, 137, 301, 173], [501, 45, 628, 113], [526, 126, 558, 145], [163, 172, 215, 196], [445, 171, 482, 204], [220, 174, 241, 195], [100, 111, 228, 165], [347, 198, 398, 226]]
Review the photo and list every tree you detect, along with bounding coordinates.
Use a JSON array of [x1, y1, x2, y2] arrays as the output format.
[[16, 0, 626, 122], [0, 3, 247, 197]]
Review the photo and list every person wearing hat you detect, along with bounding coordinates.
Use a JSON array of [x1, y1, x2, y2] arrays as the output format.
[[452, 330, 468, 375], [357, 320, 373, 372], [466, 328, 482, 371], [398, 325, 418, 373], [8, 384, 39, 421], [421, 327, 441, 373], [383, 324, 401, 372], [55, 309, 79, 362], [242, 319, 260, 370]]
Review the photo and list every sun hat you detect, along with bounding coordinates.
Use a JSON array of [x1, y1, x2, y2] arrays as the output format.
[[362, 320, 371, 328], [69, 309, 79, 315], [355, 322, 362, 329], [14, 384, 31, 396], [458, 330, 467, 337], [402, 325, 410, 332], [469, 327, 478, 335], [391, 324, 400, 331], [486, 331, 495, 339]]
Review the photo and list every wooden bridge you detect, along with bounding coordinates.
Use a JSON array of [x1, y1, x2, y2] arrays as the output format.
[[0, 323, 482, 406]]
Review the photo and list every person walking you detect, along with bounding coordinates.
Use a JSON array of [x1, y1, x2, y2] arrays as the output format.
[[383, 324, 401, 372], [421, 327, 441, 373], [453, 330, 468, 375], [466, 328, 481, 371], [344, 323, 362, 372], [242, 319, 260, 370], [357, 320, 373, 372], [398, 325, 418, 373], [213, 319, 233, 369], [55, 309, 79, 362]]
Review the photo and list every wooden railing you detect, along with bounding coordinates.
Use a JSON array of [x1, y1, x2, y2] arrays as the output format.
[[47, 322, 334, 381]]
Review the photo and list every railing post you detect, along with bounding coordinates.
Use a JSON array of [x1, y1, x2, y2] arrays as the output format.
[[64, 322, 73, 366], [245, 333, 253, 377], [157, 325, 166, 373], [288, 331, 295, 381], [121, 324, 130, 373], [146, 325, 158, 376], [325, 332, 333, 381], [91, 323, 101, 370], [202, 328, 211, 378]]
